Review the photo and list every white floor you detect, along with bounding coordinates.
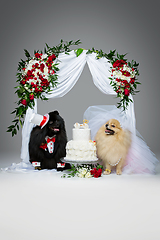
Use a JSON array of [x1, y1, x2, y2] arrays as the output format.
[[0, 153, 160, 240]]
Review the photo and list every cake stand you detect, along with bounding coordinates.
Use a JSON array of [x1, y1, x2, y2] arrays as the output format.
[[62, 157, 99, 165]]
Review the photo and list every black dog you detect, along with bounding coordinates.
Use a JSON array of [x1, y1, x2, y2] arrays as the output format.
[[29, 110, 70, 170]]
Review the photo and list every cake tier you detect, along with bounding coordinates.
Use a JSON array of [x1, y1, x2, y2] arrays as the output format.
[[73, 129, 90, 141], [66, 140, 97, 161]]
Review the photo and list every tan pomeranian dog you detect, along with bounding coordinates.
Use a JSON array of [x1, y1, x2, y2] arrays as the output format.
[[95, 119, 131, 175]]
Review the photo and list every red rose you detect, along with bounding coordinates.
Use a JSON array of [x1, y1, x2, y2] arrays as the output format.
[[122, 71, 130, 77], [27, 70, 33, 78], [29, 94, 34, 100], [90, 167, 102, 178], [90, 168, 97, 176], [20, 80, 26, 85], [116, 78, 121, 82], [47, 56, 53, 63], [124, 89, 130, 96], [40, 63, 45, 72], [46, 62, 52, 70], [41, 79, 49, 87], [113, 59, 126, 68], [35, 87, 39, 93], [35, 53, 42, 59], [130, 78, 135, 84], [51, 54, 56, 60], [21, 99, 27, 106], [122, 81, 130, 88], [94, 171, 100, 178], [39, 87, 43, 92], [47, 54, 56, 62], [97, 168, 102, 176]]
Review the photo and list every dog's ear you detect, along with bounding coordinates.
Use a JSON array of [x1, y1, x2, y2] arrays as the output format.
[[54, 110, 59, 115]]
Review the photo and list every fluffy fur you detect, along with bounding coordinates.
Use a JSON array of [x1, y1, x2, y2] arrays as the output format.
[[95, 119, 131, 175], [29, 110, 70, 170]]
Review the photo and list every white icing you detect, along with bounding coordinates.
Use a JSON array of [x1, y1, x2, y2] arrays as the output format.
[[66, 122, 97, 161], [66, 140, 97, 161], [73, 129, 90, 141]]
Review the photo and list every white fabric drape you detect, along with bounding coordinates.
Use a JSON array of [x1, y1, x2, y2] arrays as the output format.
[[44, 50, 87, 98], [86, 52, 114, 95], [21, 99, 37, 162], [21, 50, 136, 163]]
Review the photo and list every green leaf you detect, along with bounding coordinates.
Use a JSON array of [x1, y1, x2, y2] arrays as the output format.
[[75, 48, 84, 57], [75, 39, 82, 45], [7, 128, 12, 132], [12, 119, 19, 123], [24, 49, 31, 59], [11, 110, 16, 114], [17, 106, 25, 116]]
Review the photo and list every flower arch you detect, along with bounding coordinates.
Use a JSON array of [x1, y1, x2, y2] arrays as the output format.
[[7, 40, 140, 163]]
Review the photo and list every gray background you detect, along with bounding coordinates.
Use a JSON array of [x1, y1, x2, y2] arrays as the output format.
[[0, 0, 160, 160]]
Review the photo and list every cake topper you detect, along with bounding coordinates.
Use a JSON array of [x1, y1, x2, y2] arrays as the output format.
[[74, 119, 89, 129]]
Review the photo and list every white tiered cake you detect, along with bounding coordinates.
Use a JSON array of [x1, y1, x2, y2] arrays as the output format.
[[65, 121, 98, 162]]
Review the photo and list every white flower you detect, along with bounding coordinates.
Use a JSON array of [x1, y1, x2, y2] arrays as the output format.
[[121, 75, 130, 82], [78, 172, 84, 178], [113, 70, 122, 78], [130, 72, 135, 78], [24, 86, 31, 92], [28, 59, 34, 65], [44, 66, 48, 74], [81, 169, 87, 175], [27, 64, 32, 71], [85, 172, 92, 178], [123, 65, 131, 72], [41, 54, 48, 59]]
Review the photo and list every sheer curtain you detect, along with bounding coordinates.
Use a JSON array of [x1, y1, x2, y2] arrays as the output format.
[[21, 50, 136, 163]]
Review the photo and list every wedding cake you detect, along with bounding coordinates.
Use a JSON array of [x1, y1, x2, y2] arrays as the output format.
[[65, 121, 98, 162]]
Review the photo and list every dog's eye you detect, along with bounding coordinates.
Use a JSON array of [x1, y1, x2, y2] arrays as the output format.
[[105, 124, 108, 128], [49, 121, 53, 125], [111, 124, 115, 128]]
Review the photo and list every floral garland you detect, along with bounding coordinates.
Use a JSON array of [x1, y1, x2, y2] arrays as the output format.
[[7, 41, 140, 136], [7, 40, 81, 136], [62, 164, 103, 178], [109, 58, 140, 110], [17, 52, 58, 106], [85, 48, 140, 111]]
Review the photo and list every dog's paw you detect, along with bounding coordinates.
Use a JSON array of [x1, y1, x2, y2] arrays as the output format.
[[116, 169, 122, 175]]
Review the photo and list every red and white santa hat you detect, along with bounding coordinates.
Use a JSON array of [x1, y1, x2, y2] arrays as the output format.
[[30, 113, 49, 128]]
